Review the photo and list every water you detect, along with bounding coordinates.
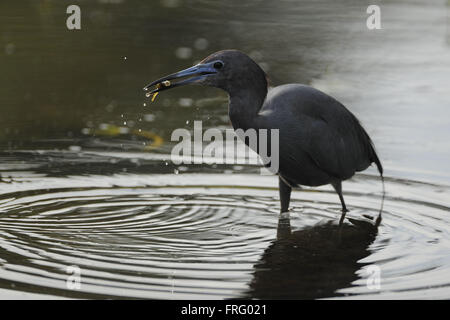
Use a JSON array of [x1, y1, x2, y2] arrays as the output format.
[[0, 150, 448, 299], [0, 0, 450, 299]]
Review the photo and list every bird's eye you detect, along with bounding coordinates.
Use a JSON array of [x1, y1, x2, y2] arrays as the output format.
[[213, 61, 224, 69]]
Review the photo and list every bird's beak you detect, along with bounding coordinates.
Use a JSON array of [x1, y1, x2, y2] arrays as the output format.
[[143, 62, 217, 94]]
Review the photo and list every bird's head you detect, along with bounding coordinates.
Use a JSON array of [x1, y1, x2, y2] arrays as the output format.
[[144, 50, 267, 98]]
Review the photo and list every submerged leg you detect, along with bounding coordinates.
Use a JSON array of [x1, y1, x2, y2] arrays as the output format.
[[279, 176, 292, 213], [375, 213, 382, 228], [277, 210, 292, 240], [332, 181, 348, 224]]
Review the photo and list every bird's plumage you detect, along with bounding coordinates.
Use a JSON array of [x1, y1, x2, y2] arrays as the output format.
[[256, 84, 382, 187]]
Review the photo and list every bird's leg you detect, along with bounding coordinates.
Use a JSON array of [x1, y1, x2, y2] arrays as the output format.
[[276, 211, 292, 240], [375, 213, 382, 228], [279, 176, 292, 214], [332, 181, 348, 224]]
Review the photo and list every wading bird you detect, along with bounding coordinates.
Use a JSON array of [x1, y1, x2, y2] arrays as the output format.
[[144, 50, 384, 225]]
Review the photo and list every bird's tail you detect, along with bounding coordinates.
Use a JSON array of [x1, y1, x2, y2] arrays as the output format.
[[348, 112, 385, 226], [370, 144, 383, 177]]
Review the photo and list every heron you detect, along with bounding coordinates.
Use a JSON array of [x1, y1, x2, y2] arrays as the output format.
[[144, 50, 384, 225]]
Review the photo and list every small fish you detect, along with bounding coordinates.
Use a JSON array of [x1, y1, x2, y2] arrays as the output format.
[[149, 81, 171, 102]]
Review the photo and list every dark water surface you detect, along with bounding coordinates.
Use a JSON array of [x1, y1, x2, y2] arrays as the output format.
[[0, 0, 449, 299]]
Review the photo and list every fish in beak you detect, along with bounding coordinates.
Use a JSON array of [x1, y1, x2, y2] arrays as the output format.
[[143, 61, 220, 101]]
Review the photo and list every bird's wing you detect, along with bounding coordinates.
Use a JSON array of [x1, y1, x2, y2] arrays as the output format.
[[296, 92, 375, 180], [263, 84, 376, 181], [299, 114, 361, 180]]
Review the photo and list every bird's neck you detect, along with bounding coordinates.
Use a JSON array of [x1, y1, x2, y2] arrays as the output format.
[[228, 87, 267, 131]]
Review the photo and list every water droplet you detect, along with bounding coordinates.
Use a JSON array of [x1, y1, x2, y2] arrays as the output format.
[[175, 47, 193, 59], [178, 98, 193, 107], [194, 38, 209, 50], [143, 103, 147, 107], [186, 120, 190, 125]]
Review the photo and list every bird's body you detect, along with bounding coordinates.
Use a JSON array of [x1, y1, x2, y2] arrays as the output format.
[[145, 50, 383, 224], [252, 84, 381, 187]]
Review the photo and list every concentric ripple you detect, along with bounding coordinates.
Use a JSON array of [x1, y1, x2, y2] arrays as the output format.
[[0, 153, 449, 299]]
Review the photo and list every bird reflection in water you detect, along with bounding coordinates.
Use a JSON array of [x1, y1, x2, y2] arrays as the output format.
[[244, 214, 379, 299]]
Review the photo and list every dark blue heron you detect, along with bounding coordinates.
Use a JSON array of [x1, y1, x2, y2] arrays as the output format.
[[144, 50, 384, 225]]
